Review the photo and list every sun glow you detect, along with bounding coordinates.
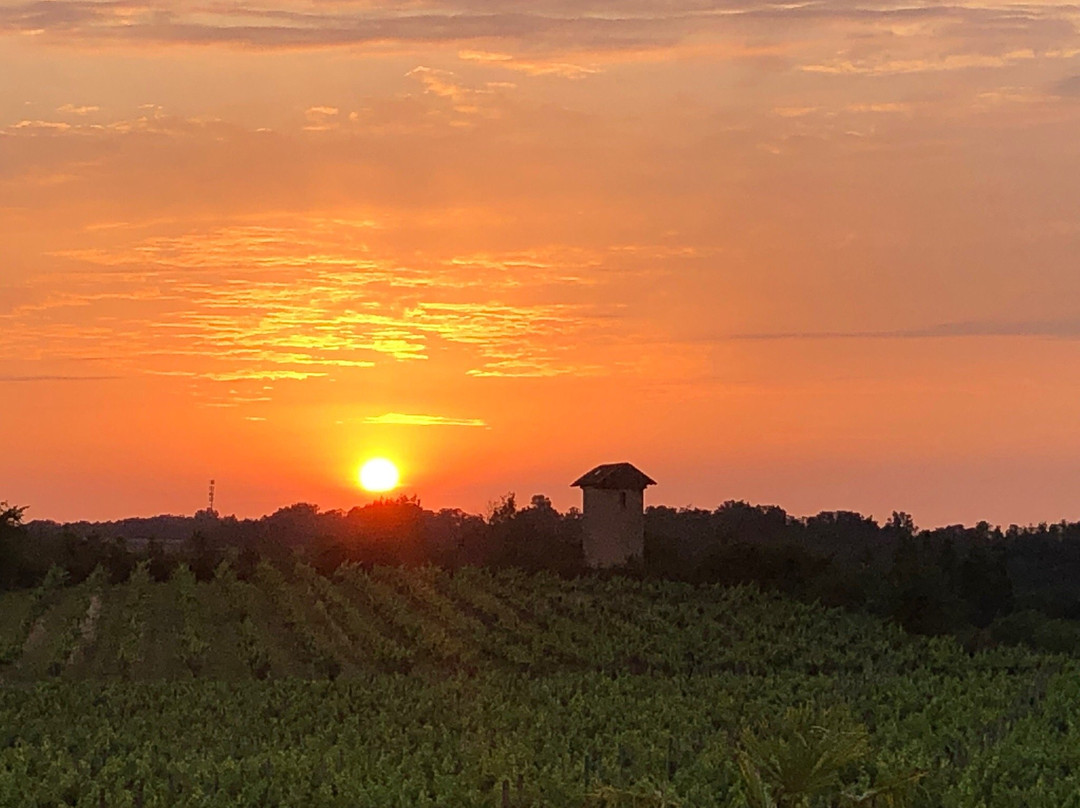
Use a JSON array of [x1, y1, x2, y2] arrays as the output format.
[[359, 458, 400, 493]]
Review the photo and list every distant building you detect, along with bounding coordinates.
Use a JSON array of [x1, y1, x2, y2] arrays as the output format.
[[571, 462, 656, 568]]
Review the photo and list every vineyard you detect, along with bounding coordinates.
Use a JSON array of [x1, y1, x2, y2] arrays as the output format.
[[2, 563, 1080, 806]]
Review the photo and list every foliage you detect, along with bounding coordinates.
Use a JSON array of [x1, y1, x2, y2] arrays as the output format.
[[116, 561, 152, 679], [0, 569, 1076, 807], [0, 502, 28, 591], [584, 782, 681, 807], [735, 706, 922, 808], [45, 565, 107, 677], [0, 564, 69, 664], [0, 502, 26, 529], [173, 564, 210, 675], [15, 493, 1080, 660], [737, 706, 869, 807]]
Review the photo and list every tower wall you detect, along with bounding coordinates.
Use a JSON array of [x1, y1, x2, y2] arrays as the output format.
[[581, 487, 644, 567]]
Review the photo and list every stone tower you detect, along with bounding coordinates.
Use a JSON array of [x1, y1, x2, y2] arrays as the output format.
[[572, 462, 656, 568]]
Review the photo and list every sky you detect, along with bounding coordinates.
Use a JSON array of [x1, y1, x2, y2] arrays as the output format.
[[2, 0, 1080, 526]]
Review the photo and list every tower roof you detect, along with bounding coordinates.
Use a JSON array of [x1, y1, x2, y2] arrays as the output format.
[[571, 462, 656, 491]]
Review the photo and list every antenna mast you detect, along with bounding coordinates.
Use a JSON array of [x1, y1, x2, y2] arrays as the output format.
[[208, 479, 216, 516]]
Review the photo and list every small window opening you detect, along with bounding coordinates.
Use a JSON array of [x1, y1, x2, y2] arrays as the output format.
[[620, 491, 628, 510]]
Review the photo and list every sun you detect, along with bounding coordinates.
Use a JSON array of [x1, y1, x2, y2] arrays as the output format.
[[359, 458, 400, 493]]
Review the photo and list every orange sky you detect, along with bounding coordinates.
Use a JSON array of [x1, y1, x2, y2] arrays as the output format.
[[3, 0, 1080, 526]]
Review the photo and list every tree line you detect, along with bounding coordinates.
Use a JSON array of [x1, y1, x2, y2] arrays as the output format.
[[5, 496, 1080, 653]]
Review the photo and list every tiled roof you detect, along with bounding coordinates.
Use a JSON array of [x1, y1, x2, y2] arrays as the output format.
[[571, 462, 656, 490]]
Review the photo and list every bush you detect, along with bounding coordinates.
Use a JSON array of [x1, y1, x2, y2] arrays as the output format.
[[735, 706, 923, 808]]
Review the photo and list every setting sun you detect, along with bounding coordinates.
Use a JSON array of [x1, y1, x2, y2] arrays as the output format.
[[359, 458, 400, 493]]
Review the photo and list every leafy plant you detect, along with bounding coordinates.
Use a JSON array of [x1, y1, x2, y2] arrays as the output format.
[[173, 564, 209, 675], [584, 782, 682, 808], [735, 706, 922, 808], [0, 564, 69, 665]]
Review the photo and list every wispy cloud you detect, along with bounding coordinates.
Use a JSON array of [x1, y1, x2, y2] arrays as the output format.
[[0, 2, 691, 51], [363, 412, 488, 427], [2, 109, 232, 138], [1055, 75, 1080, 97], [458, 50, 599, 79], [726, 318, 1080, 342], [1, 220, 618, 382], [800, 50, 1046, 77], [56, 104, 99, 115], [4, 0, 1074, 62], [0, 375, 122, 382]]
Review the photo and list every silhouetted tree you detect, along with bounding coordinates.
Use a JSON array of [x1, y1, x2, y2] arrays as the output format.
[[147, 539, 173, 582], [487, 493, 517, 525], [0, 502, 27, 590], [20, 489, 1080, 653], [234, 541, 262, 581], [958, 544, 1013, 627], [886, 535, 963, 635], [188, 531, 221, 582], [102, 537, 136, 584]]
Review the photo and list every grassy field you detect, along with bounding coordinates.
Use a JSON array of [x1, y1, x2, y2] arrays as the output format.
[[2, 564, 1078, 806]]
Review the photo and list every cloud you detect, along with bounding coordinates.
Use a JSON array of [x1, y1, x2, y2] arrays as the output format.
[[403, 66, 513, 121], [4, 0, 1070, 58], [11, 120, 73, 132], [0, 2, 690, 51], [1, 221, 617, 382], [56, 104, 99, 115], [204, 370, 335, 381], [363, 412, 488, 427], [726, 317, 1080, 342], [0, 374, 121, 382], [303, 105, 340, 131], [800, 50, 1042, 77], [2, 109, 234, 139], [458, 50, 599, 79], [407, 66, 469, 101], [1054, 75, 1080, 97]]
